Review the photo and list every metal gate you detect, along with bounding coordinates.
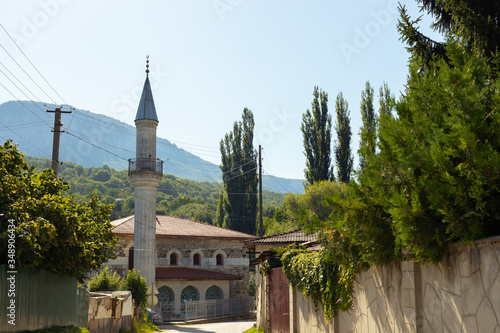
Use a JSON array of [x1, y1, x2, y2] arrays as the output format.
[[268, 267, 290, 333]]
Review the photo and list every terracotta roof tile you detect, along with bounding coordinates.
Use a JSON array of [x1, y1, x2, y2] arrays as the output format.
[[155, 267, 243, 280], [111, 215, 256, 240], [245, 229, 317, 244]]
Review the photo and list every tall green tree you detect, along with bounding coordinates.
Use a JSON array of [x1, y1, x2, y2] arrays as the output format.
[[334, 92, 354, 183], [217, 108, 258, 235], [358, 81, 376, 170], [378, 82, 395, 117], [328, 42, 500, 265], [0, 141, 116, 282], [398, 1, 500, 67], [301, 86, 334, 185]]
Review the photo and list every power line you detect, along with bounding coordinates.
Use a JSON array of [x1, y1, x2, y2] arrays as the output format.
[[66, 131, 128, 161], [0, 82, 53, 128], [224, 166, 257, 181], [168, 139, 219, 151], [221, 160, 256, 175], [0, 24, 68, 106], [0, 59, 49, 110], [68, 129, 135, 154], [0, 120, 50, 158], [0, 41, 57, 105], [0, 65, 50, 125]]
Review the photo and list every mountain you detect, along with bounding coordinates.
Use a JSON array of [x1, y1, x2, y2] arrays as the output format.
[[0, 101, 304, 193]]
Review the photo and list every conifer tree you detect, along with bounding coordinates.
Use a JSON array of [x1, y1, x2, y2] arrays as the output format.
[[334, 92, 353, 183], [301, 86, 334, 185], [398, 1, 500, 67], [217, 108, 258, 235], [358, 81, 376, 170]]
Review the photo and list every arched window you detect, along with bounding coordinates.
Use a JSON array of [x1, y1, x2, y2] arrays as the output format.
[[193, 253, 201, 266], [158, 286, 174, 316], [158, 286, 174, 304], [128, 247, 134, 270], [170, 253, 178, 266], [205, 285, 223, 300], [181, 286, 199, 302], [216, 254, 224, 266], [181, 285, 199, 318]]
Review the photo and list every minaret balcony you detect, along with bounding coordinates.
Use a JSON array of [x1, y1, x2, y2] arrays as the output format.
[[128, 158, 163, 176]]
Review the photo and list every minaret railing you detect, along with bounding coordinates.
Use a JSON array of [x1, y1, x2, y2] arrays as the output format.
[[128, 158, 163, 175]]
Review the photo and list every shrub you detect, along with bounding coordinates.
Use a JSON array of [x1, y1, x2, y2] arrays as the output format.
[[88, 267, 122, 292], [121, 269, 148, 309]]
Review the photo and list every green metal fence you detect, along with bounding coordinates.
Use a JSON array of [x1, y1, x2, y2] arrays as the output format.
[[0, 264, 89, 332]]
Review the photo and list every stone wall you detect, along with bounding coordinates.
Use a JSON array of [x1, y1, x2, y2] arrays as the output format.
[[257, 237, 500, 333], [105, 236, 250, 299]]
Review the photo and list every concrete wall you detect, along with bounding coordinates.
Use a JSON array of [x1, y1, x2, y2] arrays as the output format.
[[257, 237, 500, 333], [88, 291, 133, 333]]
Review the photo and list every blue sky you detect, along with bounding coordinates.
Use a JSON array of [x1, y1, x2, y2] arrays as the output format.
[[0, 1, 441, 180]]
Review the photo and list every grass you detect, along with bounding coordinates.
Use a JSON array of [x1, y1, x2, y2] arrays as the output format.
[[20, 326, 88, 333], [242, 327, 263, 333], [118, 316, 158, 333]]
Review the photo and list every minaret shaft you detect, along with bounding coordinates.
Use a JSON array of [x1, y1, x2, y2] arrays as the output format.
[[135, 119, 157, 160], [129, 59, 162, 288]]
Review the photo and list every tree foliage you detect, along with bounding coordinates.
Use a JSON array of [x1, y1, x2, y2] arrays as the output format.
[[334, 92, 354, 183], [122, 269, 148, 309], [328, 42, 500, 265], [217, 108, 258, 235], [0, 141, 117, 282], [88, 268, 148, 309], [358, 81, 376, 170], [301, 86, 334, 185], [378, 81, 395, 117], [88, 267, 122, 292], [281, 246, 357, 319], [277, 5, 500, 322], [398, 1, 500, 68], [23, 155, 286, 227], [285, 180, 348, 230]]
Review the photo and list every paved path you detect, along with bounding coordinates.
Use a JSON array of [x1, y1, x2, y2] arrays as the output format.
[[156, 319, 256, 333]]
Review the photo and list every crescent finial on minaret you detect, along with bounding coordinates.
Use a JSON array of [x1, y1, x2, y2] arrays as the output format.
[[146, 55, 150, 76]]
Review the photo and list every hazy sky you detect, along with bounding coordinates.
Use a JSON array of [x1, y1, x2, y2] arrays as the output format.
[[0, 1, 441, 180]]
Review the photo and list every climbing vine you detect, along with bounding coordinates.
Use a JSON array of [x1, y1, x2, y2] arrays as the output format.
[[279, 244, 358, 320], [262, 236, 364, 321]]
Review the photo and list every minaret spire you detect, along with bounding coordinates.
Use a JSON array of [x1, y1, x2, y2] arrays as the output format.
[[135, 56, 158, 121]]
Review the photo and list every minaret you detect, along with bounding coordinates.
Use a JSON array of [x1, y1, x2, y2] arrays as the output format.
[[128, 56, 163, 287]]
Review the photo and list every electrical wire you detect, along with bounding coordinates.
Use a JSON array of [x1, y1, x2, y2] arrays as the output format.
[[224, 166, 257, 181], [66, 131, 128, 161], [0, 59, 50, 112], [0, 42, 57, 105], [0, 24, 67, 106], [0, 120, 50, 158]]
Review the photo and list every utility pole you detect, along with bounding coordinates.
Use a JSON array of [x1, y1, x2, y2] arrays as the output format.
[[259, 145, 263, 237], [47, 106, 72, 178]]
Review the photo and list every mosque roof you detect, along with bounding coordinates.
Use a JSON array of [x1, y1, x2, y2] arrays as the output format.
[[111, 215, 256, 240]]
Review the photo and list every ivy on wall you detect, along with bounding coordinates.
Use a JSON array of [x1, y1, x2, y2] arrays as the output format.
[[264, 243, 359, 320]]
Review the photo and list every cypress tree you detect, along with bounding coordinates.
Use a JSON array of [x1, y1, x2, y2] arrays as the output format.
[[358, 81, 376, 170], [334, 92, 353, 183], [378, 82, 395, 117], [217, 108, 258, 235], [398, 1, 500, 68], [301, 86, 334, 185]]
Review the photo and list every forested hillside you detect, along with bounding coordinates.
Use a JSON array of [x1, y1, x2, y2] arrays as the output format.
[[0, 101, 305, 193], [25, 156, 286, 230]]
